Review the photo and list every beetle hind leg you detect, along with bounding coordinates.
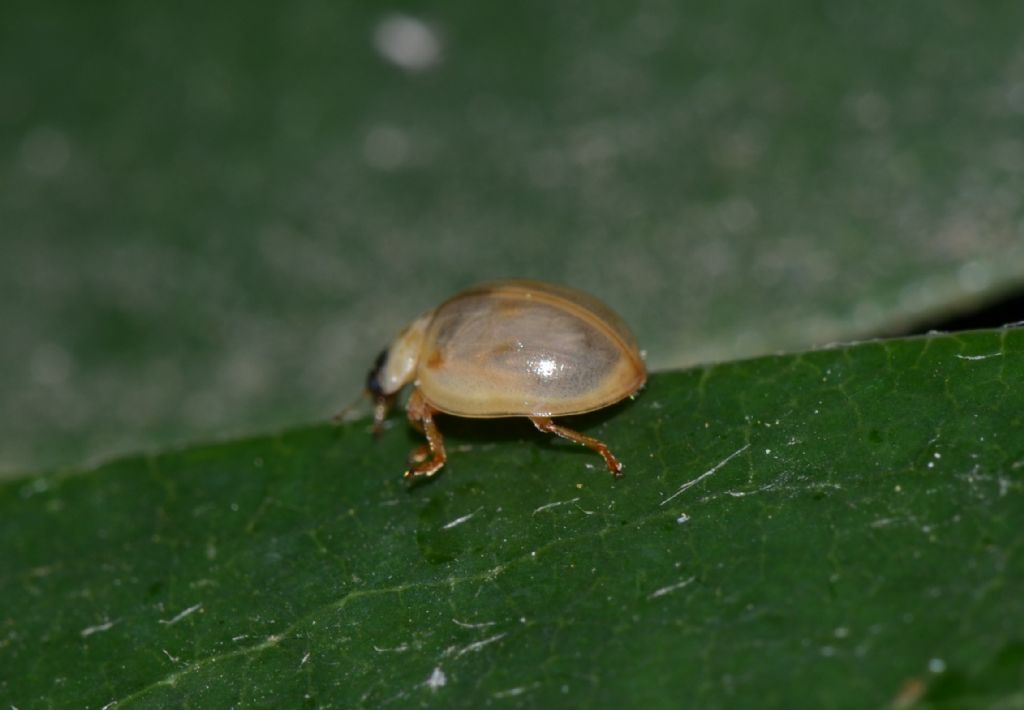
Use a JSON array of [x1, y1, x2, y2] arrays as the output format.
[[404, 389, 447, 478], [529, 416, 623, 478]]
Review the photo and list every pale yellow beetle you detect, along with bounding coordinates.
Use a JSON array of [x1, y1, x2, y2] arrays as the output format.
[[364, 280, 646, 479]]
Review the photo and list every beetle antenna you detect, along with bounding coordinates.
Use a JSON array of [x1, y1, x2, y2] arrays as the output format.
[[331, 390, 370, 425]]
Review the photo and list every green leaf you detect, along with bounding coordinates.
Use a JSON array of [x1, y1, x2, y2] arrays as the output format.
[[4, 1, 1024, 473], [3, 328, 1022, 707]]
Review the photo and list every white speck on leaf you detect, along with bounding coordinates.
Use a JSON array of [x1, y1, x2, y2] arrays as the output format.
[[453, 632, 507, 657], [676, 513, 690, 524], [955, 352, 1002, 361], [574, 502, 596, 515], [442, 508, 481, 530], [373, 643, 410, 653], [493, 684, 539, 698], [532, 497, 580, 514], [425, 666, 447, 691], [648, 576, 696, 600], [452, 618, 496, 629], [159, 603, 203, 626], [660, 444, 750, 506], [300, 651, 311, 667], [929, 658, 946, 673], [80, 619, 118, 637]]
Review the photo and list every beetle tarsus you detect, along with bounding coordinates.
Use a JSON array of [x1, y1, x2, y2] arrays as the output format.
[[404, 389, 447, 478], [408, 444, 430, 466], [372, 395, 395, 438], [529, 416, 624, 478]]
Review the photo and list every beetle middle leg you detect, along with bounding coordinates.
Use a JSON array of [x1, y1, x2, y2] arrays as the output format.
[[404, 388, 447, 478], [404, 410, 430, 465], [529, 416, 623, 478]]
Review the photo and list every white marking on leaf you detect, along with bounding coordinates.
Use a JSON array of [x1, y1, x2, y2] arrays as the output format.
[[660, 445, 750, 506], [955, 352, 1002, 361], [373, 643, 410, 653], [454, 632, 507, 657], [493, 683, 539, 698], [648, 576, 696, 600], [442, 509, 481, 530], [159, 603, 203, 626], [532, 497, 580, 514], [81, 619, 118, 637], [573, 502, 596, 515], [425, 666, 447, 690]]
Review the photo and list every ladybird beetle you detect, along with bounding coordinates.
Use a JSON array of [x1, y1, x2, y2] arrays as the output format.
[[365, 280, 646, 479]]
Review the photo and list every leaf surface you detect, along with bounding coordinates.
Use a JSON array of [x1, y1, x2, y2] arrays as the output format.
[[3, 328, 1023, 707]]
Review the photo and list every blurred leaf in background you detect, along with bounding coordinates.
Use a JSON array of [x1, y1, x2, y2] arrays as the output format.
[[3, 0, 1024, 475]]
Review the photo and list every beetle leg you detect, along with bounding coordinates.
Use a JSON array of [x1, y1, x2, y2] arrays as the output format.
[[408, 444, 430, 465], [529, 416, 623, 478], [404, 389, 447, 478], [372, 393, 396, 437]]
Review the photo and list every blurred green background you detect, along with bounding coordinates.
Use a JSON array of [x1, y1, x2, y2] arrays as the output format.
[[4, 0, 1024, 476]]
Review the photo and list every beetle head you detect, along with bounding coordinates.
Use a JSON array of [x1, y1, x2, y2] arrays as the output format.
[[366, 348, 397, 436], [366, 348, 388, 399], [365, 311, 432, 434]]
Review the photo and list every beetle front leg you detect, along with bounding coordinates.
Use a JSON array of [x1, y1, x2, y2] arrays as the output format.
[[405, 388, 447, 478], [529, 416, 623, 478], [372, 393, 397, 437]]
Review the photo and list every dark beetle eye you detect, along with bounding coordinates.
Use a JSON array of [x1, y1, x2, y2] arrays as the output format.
[[366, 349, 388, 397]]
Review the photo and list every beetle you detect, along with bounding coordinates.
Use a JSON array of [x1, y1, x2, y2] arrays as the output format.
[[365, 279, 646, 479]]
